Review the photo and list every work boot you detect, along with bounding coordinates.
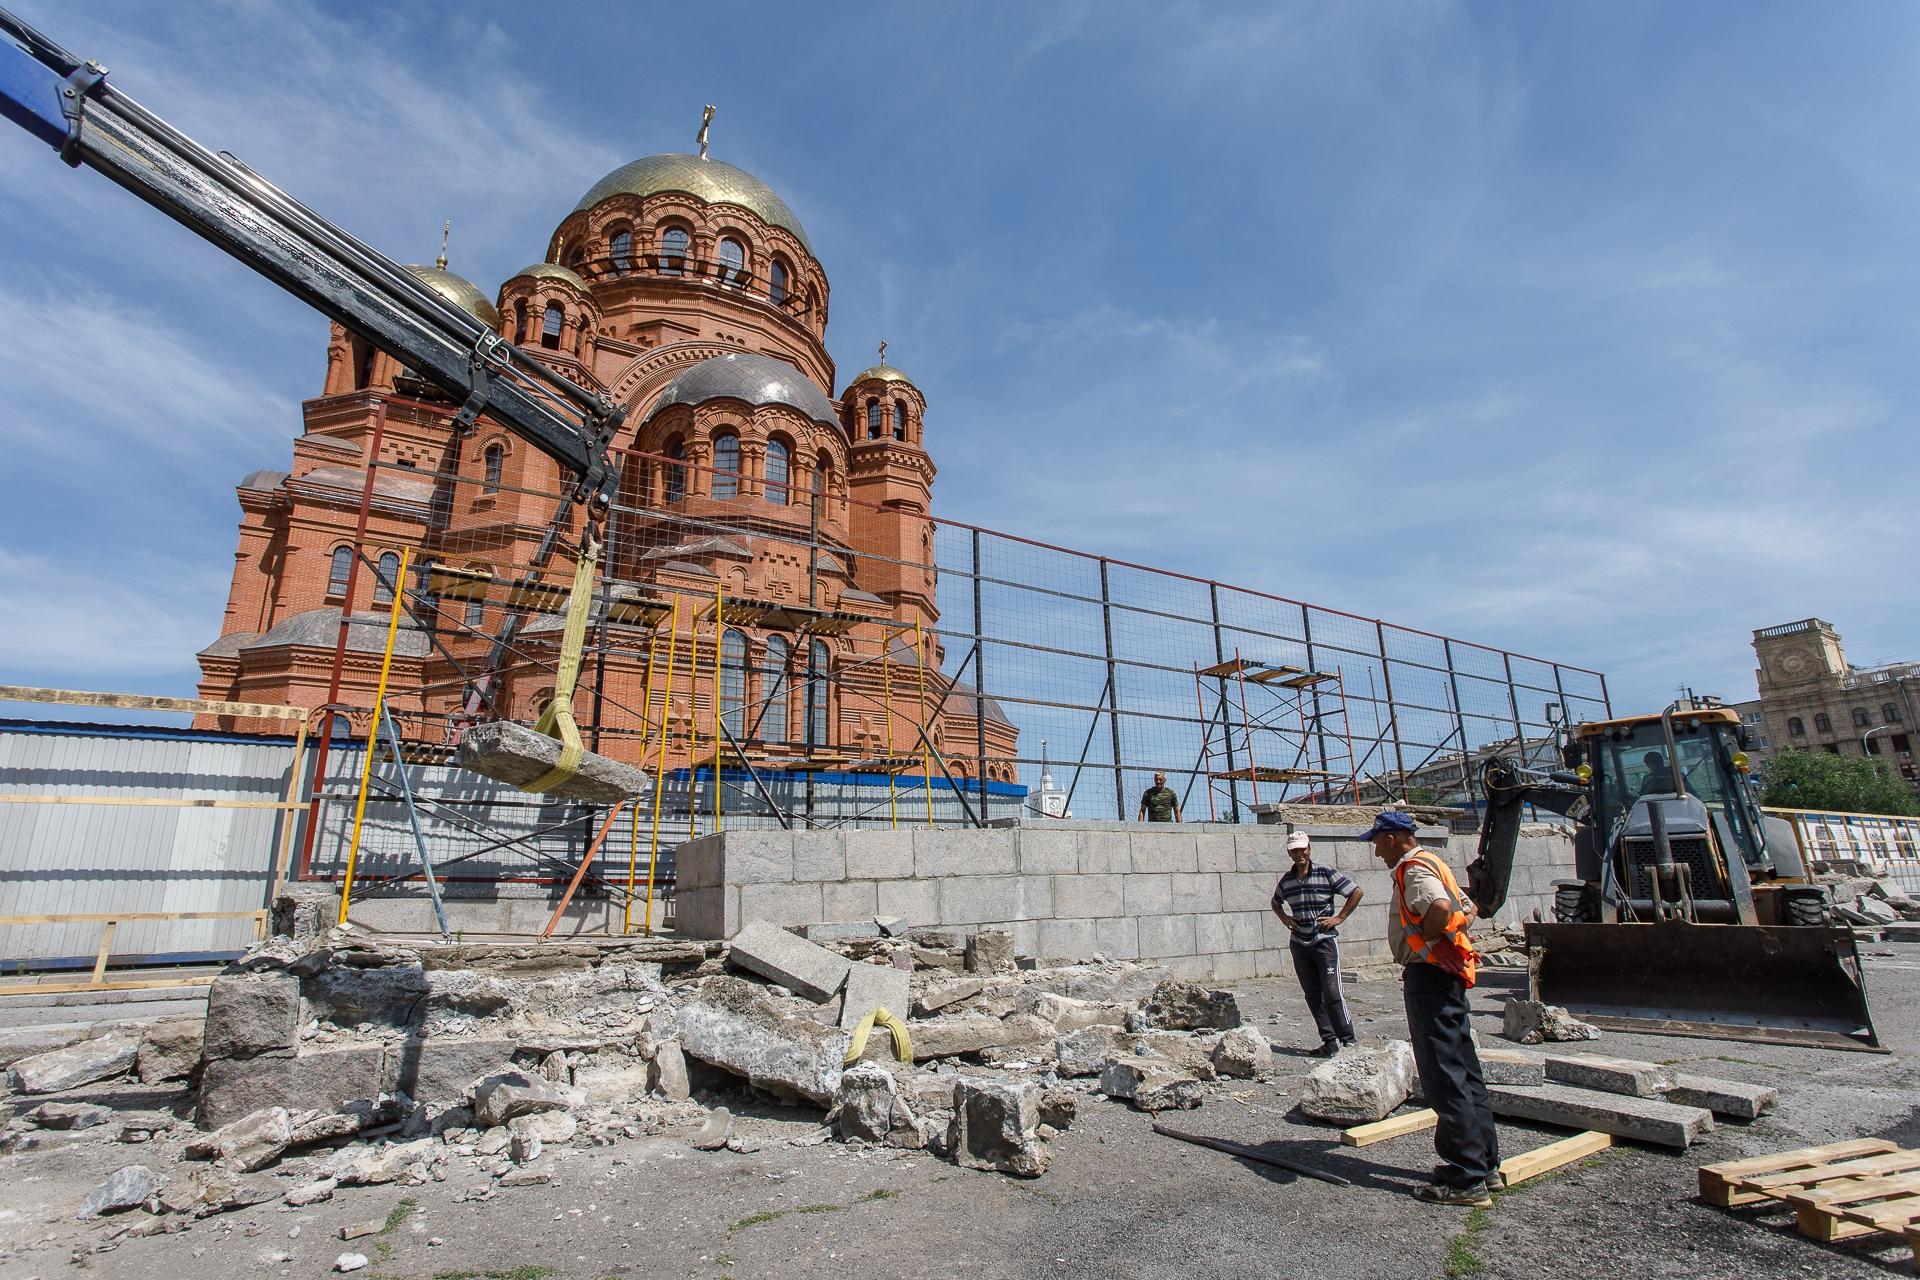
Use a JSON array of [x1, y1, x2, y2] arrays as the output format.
[[1436, 1165, 1505, 1192], [1413, 1181, 1493, 1208], [1311, 1041, 1341, 1058]]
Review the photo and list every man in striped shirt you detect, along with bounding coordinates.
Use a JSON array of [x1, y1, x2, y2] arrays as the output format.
[[1271, 832, 1364, 1056]]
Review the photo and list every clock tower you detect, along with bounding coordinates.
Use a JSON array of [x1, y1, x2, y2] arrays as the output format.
[[1754, 618, 1846, 695]]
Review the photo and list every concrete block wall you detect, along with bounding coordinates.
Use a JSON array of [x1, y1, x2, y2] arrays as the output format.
[[675, 819, 1575, 982]]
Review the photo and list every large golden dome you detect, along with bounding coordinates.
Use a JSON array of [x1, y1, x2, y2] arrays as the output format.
[[404, 264, 501, 328], [571, 154, 811, 251]]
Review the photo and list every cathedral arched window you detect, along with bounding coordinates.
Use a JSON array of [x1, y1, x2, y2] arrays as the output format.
[[372, 551, 400, 606], [806, 639, 831, 746], [712, 433, 741, 500], [720, 630, 747, 737], [866, 400, 881, 439], [482, 443, 504, 494], [813, 451, 830, 516], [664, 437, 686, 504], [610, 228, 632, 274], [540, 302, 563, 350], [328, 546, 353, 597], [352, 337, 375, 389], [761, 636, 790, 744], [893, 403, 907, 441], [658, 225, 689, 275], [513, 300, 528, 345], [765, 438, 790, 506], [716, 237, 747, 287], [768, 257, 790, 306]]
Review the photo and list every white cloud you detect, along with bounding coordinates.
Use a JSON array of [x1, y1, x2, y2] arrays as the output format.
[[0, 548, 227, 682]]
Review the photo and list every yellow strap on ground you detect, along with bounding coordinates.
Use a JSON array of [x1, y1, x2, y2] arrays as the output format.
[[842, 1005, 913, 1065], [523, 534, 600, 794]]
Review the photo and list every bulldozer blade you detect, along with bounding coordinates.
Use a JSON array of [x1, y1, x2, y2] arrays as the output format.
[[1524, 921, 1883, 1053]]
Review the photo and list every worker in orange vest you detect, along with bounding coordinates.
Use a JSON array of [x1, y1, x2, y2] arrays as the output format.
[[1362, 809, 1501, 1207]]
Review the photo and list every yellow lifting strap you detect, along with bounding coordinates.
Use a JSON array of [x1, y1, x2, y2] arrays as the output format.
[[842, 1005, 913, 1066], [522, 532, 601, 795]]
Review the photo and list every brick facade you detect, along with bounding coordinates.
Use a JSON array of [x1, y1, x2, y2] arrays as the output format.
[[1730, 618, 1920, 795]]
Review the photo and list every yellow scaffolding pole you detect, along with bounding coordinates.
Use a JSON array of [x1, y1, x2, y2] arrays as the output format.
[[625, 626, 662, 929], [915, 619, 935, 828], [714, 587, 724, 833], [883, 626, 898, 829], [686, 600, 702, 840], [339, 545, 410, 926], [640, 594, 682, 936]]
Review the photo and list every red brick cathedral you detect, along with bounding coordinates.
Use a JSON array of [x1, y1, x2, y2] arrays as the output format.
[[195, 142, 1018, 785]]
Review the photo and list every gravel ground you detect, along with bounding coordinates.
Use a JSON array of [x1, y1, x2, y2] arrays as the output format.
[[4, 951, 1919, 1280]]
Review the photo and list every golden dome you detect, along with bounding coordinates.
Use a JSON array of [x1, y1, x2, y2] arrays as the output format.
[[848, 362, 913, 388], [404, 264, 501, 328], [571, 154, 811, 251], [509, 262, 592, 293]]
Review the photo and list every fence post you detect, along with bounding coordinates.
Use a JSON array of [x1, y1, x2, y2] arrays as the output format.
[[1099, 558, 1125, 820], [1375, 622, 1408, 795], [1443, 638, 1477, 818], [972, 528, 988, 821], [1208, 583, 1240, 820]]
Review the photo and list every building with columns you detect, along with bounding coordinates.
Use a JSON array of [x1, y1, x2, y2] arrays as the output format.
[[193, 143, 1018, 789]]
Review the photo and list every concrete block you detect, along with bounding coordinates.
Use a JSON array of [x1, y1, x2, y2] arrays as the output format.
[[1234, 831, 1292, 873], [736, 881, 825, 930], [1124, 873, 1173, 916], [1544, 1054, 1677, 1099], [1008, 919, 1041, 960], [198, 1047, 387, 1129], [390, 1038, 518, 1105], [1017, 828, 1079, 875], [1259, 913, 1295, 952], [454, 720, 651, 803], [1194, 832, 1236, 873], [1016, 875, 1055, 918], [1037, 918, 1101, 963], [1100, 1055, 1202, 1112], [1478, 1048, 1546, 1087], [909, 1014, 1047, 1061], [1221, 871, 1278, 913], [728, 920, 853, 1001], [949, 1076, 1049, 1176], [203, 973, 301, 1060], [1093, 916, 1140, 960], [876, 878, 940, 925], [839, 963, 912, 1030], [8, 1034, 139, 1094], [1051, 873, 1124, 919], [792, 832, 847, 883], [1301, 1041, 1416, 1123], [1487, 1082, 1712, 1149], [674, 977, 850, 1107], [675, 834, 721, 890], [822, 880, 879, 923], [1137, 914, 1198, 959], [1131, 832, 1199, 874], [1162, 954, 1215, 981], [1078, 830, 1131, 873], [1664, 1074, 1778, 1120], [939, 876, 1024, 925], [844, 831, 915, 880], [1254, 949, 1291, 979], [914, 828, 1016, 878], [1333, 841, 1379, 873], [1211, 951, 1258, 983], [1169, 873, 1222, 915], [1193, 915, 1237, 956], [672, 885, 731, 940], [721, 830, 796, 885]]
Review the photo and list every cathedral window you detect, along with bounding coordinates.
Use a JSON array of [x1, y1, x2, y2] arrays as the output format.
[[806, 639, 831, 746], [765, 439, 790, 506], [541, 303, 563, 350], [659, 226, 689, 275], [513, 300, 529, 345], [610, 228, 632, 274], [769, 257, 790, 305], [464, 598, 484, 629], [372, 551, 400, 606], [720, 630, 747, 737], [761, 636, 790, 743], [1788, 716, 1805, 737], [664, 437, 687, 504], [893, 403, 907, 441], [712, 433, 741, 500], [716, 237, 747, 287], [813, 452, 830, 516], [482, 443, 504, 493], [866, 400, 881, 439], [328, 546, 353, 597]]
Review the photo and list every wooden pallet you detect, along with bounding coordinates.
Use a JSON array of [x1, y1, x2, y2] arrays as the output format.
[[1700, 1139, 1920, 1266]]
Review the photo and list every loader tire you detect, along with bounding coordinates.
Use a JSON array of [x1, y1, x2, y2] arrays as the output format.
[[1786, 890, 1831, 929], [1553, 882, 1599, 924]]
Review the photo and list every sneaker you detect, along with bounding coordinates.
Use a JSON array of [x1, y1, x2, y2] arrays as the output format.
[[1413, 1181, 1494, 1208], [1434, 1165, 1505, 1193], [1311, 1041, 1341, 1058]]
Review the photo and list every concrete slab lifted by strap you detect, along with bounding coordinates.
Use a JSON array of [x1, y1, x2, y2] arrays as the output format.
[[454, 720, 651, 804]]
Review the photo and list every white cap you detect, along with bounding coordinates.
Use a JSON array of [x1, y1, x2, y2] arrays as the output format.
[[1286, 832, 1311, 851]]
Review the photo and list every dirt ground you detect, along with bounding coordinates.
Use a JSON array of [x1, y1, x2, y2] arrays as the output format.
[[5, 951, 1920, 1280]]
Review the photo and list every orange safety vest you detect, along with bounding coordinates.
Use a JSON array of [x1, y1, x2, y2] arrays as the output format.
[[1394, 848, 1478, 988]]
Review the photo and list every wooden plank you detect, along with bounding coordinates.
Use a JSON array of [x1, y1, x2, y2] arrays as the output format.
[[0, 796, 303, 809], [0, 909, 268, 926], [1499, 1131, 1612, 1188], [1742, 1150, 1920, 1194], [1700, 1139, 1901, 1207], [0, 977, 217, 996], [0, 685, 305, 720], [90, 920, 118, 985], [1341, 1108, 1438, 1148], [1780, 1170, 1920, 1213]]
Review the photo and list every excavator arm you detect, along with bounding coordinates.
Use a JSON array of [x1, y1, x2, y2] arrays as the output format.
[[1463, 755, 1592, 918]]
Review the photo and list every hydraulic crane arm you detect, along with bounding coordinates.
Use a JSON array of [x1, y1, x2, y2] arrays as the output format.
[[0, 6, 623, 509], [1463, 755, 1592, 918]]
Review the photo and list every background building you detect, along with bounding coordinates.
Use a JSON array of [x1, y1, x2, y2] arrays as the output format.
[[1730, 618, 1920, 793]]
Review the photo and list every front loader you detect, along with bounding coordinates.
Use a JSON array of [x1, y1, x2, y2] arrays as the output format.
[[1463, 699, 1881, 1052]]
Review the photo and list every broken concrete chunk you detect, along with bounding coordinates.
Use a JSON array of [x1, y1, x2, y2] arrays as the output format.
[[454, 719, 652, 804], [1038, 1089, 1077, 1132], [1487, 1082, 1711, 1149], [1055, 1027, 1133, 1078], [136, 1019, 204, 1085], [906, 1013, 1028, 1061], [1299, 1041, 1416, 1124], [727, 920, 854, 1002], [285, 1178, 337, 1206], [648, 1041, 691, 1101], [9, 1034, 139, 1094], [509, 1131, 542, 1163], [1021, 990, 1127, 1032], [28, 1101, 112, 1131], [570, 1051, 651, 1106], [948, 1077, 1050, 1176], [965, 930, 1017, 975], [1477, 1048, 1546, 1087], [337, 1137, 436, 1186], [154, 1167, 275, 1218], [1100, 1055, 1204, 1113], [1544, 1053, 1677, 1098], [468, 1071, 580, 1129], [183, 1106, 292, 1173], [1501, 1000, 1599, 1045], [673, 976, 850, 1106], [837, 1064, 927, 1149], [913, 976, 986, 1016], [509, 1111, 577, 1144], [1664, 1073, 1778, 1120], [839, 961, 912, 1031], [1141, 980, 1242, 1031], [1210, 1027, 1274, 1080], [498, 1161, 553, 1186], [77, 1165, 163, 1219], [1140, 1031, 1221, 1081], [875, 916, 908, 937], [198, 1045, 387, 1128], [691, 1107, 734, 1151], [912, 945, 964, 971], [202, 972, 301, 1060]]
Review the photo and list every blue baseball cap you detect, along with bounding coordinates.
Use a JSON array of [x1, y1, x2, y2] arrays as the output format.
[[1357, 810, 1418, 841]]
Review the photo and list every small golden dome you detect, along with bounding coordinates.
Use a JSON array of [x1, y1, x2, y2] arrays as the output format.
[[509, 262, 593, 293], [404, 264, 501, 328], [847, 362, 913, 388]]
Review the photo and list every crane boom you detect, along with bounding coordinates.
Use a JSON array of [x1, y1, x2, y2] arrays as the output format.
[[0, 5, 623, 509]]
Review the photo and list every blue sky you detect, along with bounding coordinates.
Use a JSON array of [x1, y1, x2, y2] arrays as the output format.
[[0, 0, 1914, 718]]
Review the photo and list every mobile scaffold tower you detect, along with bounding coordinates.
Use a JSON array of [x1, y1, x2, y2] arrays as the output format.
[[1192, 652, 1360, 821]]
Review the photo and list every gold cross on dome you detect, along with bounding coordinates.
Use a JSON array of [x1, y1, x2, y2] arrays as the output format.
[[435, 219, 450, 270], [878, 340, 888, 365], [697, 105, 715, 159]]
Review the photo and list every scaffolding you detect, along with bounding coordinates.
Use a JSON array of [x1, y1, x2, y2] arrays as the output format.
[[1192, 652, 1359, 820]]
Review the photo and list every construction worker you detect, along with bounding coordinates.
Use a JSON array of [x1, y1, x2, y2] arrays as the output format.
[[1136, 771, 1181, 823], [1271, 831, 1362, 1055], [1362, 809, 1501, 1207]]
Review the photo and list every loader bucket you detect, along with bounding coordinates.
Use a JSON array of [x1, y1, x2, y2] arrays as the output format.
[[1524, 921, 1883, 1053]]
